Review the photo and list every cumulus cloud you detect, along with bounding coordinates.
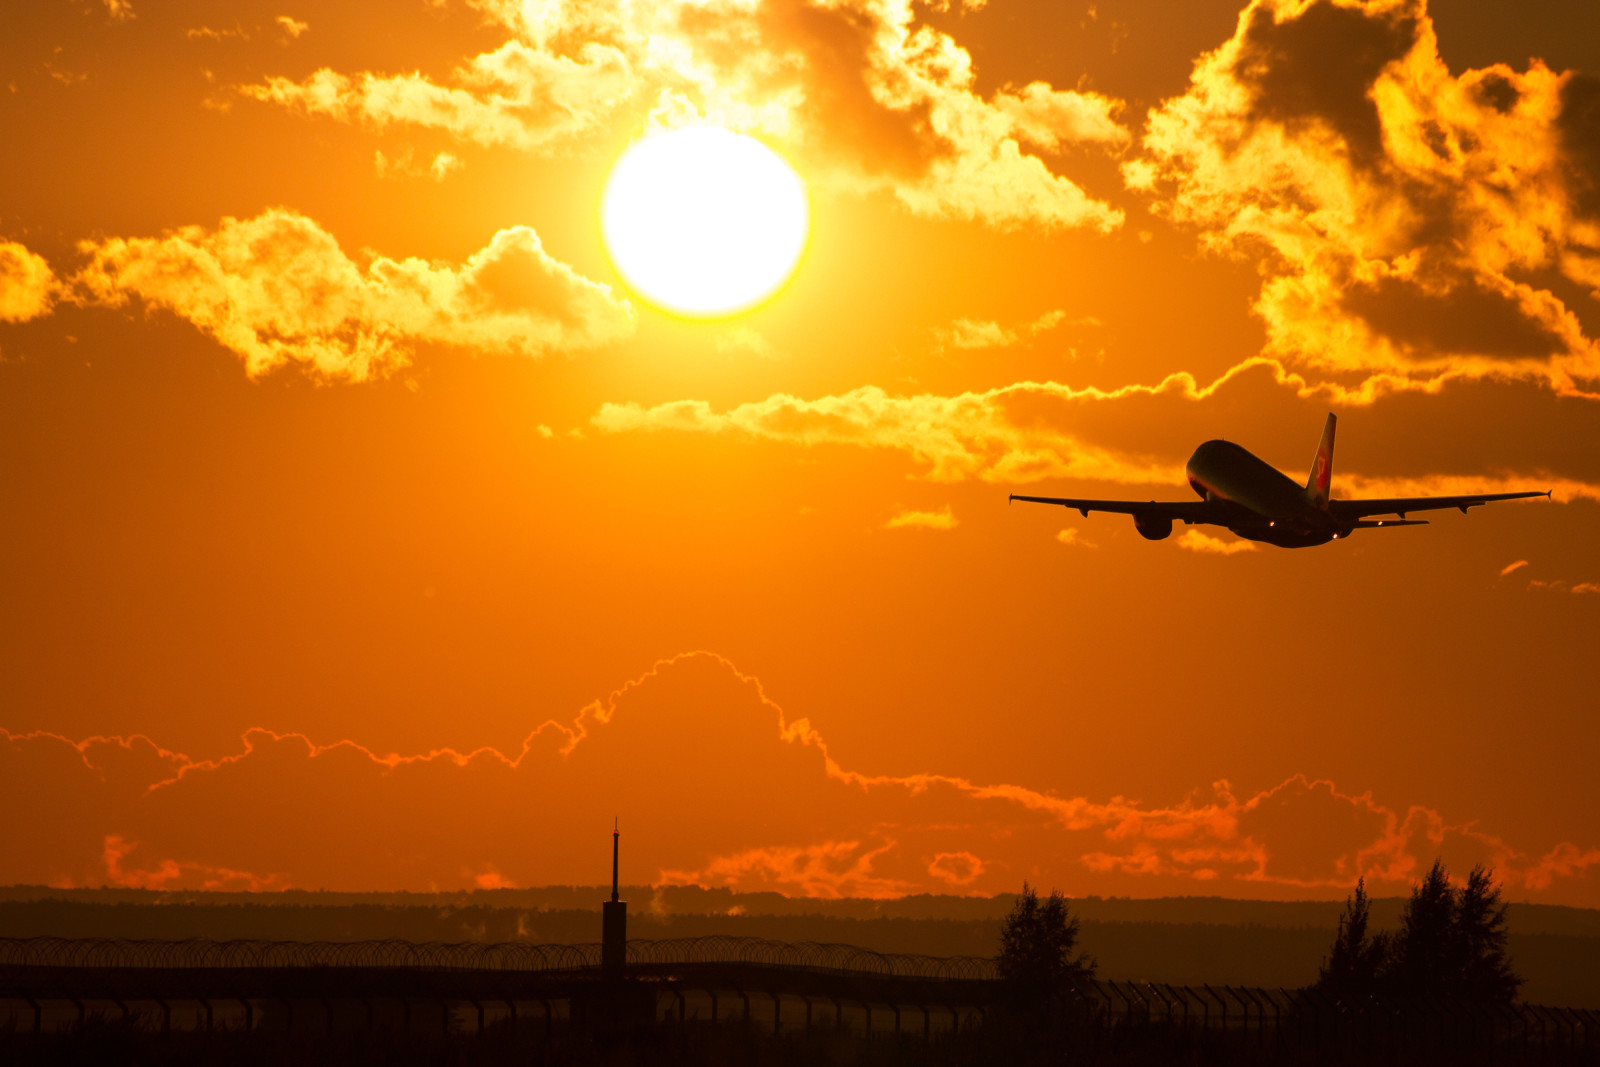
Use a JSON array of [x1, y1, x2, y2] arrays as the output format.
[[1135, 0, 1600, 399], [73, 208, 633, 380], [884, 506, 958, 530], [1056, 527, 1096, 548], [1, 653, 1593, 902], [276, 15, 308, 39], [244, 0, 1127, 232], [0, 239, 59, 322]]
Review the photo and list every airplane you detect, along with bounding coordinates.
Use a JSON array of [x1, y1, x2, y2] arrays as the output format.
[[1009, 414, 1549, 549]]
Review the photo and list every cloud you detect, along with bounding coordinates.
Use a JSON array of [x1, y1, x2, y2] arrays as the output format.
[[186, 25, 248, 41], [374, 147, 462, 181], [1135, 0, 1600, 398], [276, 15, 308, 39], [927, 850, 985, 888], [1056, 528, 1096, 548], [102, 833, 285, 892], [592, 370, 1600, 497], [1, 653, 1594, 903], [1499, 559, 1530, 577], [243, 40, 635, 154], [592, 380, 1185, 485], [1528, 578, 1600, 595], [933, 309, 1066, 351], [1176, 530, 1257, 554], [884, 506, 958, 530], [244, 0, 1127, 232], [73, 208, 633, 381], [0, 239, 58, 322], [659, 840, 913, 899]]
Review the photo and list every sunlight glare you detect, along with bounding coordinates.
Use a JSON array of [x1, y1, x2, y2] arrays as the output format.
[[601, 126, 809, 318]]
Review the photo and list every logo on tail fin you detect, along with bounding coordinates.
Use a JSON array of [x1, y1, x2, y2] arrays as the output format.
[[1306, 413, 1336, 509]]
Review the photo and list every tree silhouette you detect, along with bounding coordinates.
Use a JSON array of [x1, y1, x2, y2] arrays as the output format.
[[1316, 877, 1389, 996], [997, 882, 1095, 991], [1318, 861, 1521, 1003], [1390, 859, 1459, 991], [1454, 864, 1521, 1001]]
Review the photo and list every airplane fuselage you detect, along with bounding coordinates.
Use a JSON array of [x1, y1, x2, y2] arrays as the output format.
[[1185, 439, 1340, 548]]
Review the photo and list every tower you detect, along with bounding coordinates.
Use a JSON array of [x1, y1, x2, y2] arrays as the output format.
[[601, 819, 626, 981]]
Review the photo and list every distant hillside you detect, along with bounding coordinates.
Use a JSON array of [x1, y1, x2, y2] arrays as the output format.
[[2, 887, 1595, 1007], [4, 884, 1597, 935]]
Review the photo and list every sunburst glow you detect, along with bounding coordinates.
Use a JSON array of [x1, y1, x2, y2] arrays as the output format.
[[601, 126, 809, 318]]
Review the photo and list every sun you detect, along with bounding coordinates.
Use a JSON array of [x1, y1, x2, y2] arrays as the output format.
[[601, 126, 809, 318]]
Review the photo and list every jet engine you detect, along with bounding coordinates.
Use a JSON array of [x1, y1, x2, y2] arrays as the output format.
[[1133, 514, 1173, 541]]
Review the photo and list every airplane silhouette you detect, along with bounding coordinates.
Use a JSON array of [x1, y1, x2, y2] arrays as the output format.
[[1009, 414, 1549, 548]]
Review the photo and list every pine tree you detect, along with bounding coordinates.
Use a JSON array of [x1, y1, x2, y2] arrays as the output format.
[[1317, 877, 1389, 996], [1455, 864, 1522, 1002], [1389, 859, 1459, 991]]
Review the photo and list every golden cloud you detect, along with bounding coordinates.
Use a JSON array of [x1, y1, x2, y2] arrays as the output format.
[[1136, 0, 1600, 397], [884, 506, 958, 530], [1055, 528, 1096, 549], [933, 308, 1066, 351], [2, 653, 1593, 902], [1175, 530, 1257, 554], [592, 372, 1599, 499], [245, 0, 1127, 232], [592, 381, 1182, 485], [0, 239, 58, 322], [244, 40, 635, 153], [73, 208, 633, 381]]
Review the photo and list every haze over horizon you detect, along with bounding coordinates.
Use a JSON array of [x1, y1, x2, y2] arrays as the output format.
[[2, 0, 1597, 908]]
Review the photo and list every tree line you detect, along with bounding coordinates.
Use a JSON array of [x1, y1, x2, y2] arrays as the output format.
[[998, 859, 1521, 1004]]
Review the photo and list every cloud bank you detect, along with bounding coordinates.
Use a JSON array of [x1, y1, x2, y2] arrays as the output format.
[[592, 372, 1597, 498], [2, 652, 1594, 903]]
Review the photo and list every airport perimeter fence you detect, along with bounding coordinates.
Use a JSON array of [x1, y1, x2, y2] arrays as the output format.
[[1, 935, 1597, 1062]]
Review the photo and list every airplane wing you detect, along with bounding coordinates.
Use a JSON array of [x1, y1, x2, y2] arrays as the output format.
[[1008, 495, 1212, 522], [1330, 490, 1550, 520]]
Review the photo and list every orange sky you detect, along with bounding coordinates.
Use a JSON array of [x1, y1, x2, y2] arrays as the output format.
[[1, 0, 1597, 906]]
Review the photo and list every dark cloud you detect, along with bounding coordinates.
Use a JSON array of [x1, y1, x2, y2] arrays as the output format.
[[1235, 0, 1419, 166], [1342, 275, 1570, 360], [1559, 73, 1600, 221]]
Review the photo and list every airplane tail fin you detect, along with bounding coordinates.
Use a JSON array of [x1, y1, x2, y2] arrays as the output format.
[[1306, 413, 1335, 509]]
